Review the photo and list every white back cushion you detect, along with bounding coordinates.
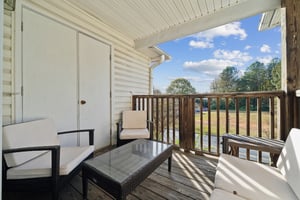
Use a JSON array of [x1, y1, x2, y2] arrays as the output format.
[[122, 110, 147, 129], [3, 119, 60, 167], [277, 128, 300, 199]]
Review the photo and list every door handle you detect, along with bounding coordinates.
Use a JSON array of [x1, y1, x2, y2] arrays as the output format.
[[80, 100, 86, 105]]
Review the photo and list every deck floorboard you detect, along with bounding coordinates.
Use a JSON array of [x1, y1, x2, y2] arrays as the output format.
[[4, 150, 218, 200]]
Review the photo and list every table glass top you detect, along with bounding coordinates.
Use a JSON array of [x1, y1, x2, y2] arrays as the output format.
[[84, 139, 172, 183]]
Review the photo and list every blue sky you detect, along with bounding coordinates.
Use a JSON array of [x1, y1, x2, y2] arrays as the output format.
[[153, 14, 281, 93]]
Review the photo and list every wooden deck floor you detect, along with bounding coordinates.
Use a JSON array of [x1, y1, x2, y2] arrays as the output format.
[[5, 150, 218, 200]]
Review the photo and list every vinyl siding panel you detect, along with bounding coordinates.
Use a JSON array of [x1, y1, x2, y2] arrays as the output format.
[[113, 48, 150, 137], [2, 10, 13, 125], [12, 0, 152, 144]]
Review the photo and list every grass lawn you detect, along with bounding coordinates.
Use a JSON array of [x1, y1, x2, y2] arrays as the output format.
[[194, 110, 278, 138]]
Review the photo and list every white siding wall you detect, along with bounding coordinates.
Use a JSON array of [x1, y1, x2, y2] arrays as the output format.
[[2, 10, 13, 125], [0, 0, 3, 194], [9, 0, 151, 143]]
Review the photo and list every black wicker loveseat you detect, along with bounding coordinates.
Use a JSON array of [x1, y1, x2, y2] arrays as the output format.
[[2, 119, 94, 200]]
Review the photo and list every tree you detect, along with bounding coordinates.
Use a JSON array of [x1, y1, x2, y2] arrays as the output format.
[[166, 78, 196, 94], [264, 58, 281, 91], [210, 66, 240, 92], [210, 78, 219, 92], [270, 58, 281, 90], [153, 88, 162, 94], [238, 61, 266, 91]]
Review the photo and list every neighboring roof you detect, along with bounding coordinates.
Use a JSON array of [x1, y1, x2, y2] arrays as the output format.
[[139, 46, 171, 63], [259, 8, 281, 31]]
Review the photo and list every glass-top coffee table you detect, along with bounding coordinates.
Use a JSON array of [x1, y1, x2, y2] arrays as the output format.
[[82, 139, 173, 200]]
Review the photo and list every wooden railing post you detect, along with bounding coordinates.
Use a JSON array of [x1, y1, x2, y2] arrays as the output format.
[[282, 0, 300, 134], [132, 91, 286, 156], [179, 96, 194, 151]]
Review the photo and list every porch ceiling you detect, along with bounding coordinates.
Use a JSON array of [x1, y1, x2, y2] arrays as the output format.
[[65, 0, 281, 50]]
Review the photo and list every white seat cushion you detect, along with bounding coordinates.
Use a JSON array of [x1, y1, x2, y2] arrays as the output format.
[[122, 111, 147, 129], [214, 154, 297, 200], [276, 128, 300, 199], [3, 119, 60, 167], [120, 128, 150, 140], [7, 146, 94, 179], [210, 189, 246, 200]]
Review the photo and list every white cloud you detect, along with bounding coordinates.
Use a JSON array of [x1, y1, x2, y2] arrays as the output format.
[[183, 49, 253, 77], [189, 40, 214, 49], [188, 22, 247, 49], [213, 49, 252, 63], [192, 22, 247, 41], [244, 45, 251, 50], [168, 76, 214, 83], [260, 44, 271, 53], [257, 55, 273, 65], [183, 59, 239, 76]]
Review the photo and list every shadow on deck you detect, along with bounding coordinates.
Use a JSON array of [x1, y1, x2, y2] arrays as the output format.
[[4, 150, 218, 200]]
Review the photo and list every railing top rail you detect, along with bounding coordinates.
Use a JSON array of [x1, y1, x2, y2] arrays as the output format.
[[133, 90, 285, 98]]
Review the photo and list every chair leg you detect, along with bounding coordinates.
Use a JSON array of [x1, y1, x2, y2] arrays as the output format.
[[52, 183, 59, 200], [52, 189, 58, 200]]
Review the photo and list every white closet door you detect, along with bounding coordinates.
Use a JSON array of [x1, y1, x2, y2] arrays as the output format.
[[78, 33, 111, 149], [22, 9, 78, 138]]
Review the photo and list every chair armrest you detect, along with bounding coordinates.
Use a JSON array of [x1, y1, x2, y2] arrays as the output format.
[[222, 134, 284, 154], [222, 134, 284, 165], [2, 145, 60, 181], [58, 129, 94, 145], [3, 145, 60, 154]]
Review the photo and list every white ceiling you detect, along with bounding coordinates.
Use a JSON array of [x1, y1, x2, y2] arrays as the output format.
[[65, 0, 281, 50]]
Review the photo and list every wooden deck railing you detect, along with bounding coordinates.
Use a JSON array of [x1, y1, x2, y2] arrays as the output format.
[[132, 91, 286, 156]]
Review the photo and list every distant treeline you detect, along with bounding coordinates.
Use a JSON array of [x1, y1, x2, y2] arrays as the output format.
[[208, 58, 281, 111]]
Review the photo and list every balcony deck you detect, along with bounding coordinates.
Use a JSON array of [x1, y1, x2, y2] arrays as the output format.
[[5, 150, 218, 200]]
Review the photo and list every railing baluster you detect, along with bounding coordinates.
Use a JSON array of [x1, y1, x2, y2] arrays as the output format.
[[280, 93, 286, 140], [235, 97, 239, 135], [200, 98, 203, 151], [155, 97, 159, 140], [246, 97, 251, 160], [151, 97, 154, 135], [132, 96, 136, 110], [142, 97, 145, 110], [208, 98, 211, 153], [146, 97, 149, 120], [216, 97, 220, 155], [161, 97, 164, 142], [270, 97, 275, 139], [257, 97, 262, 163], [246, 97, 250, 136], [257, 97, 262, 137], [138, 97, 141, 110], [173, 97, 176, 145], [226, 97, 229, 133], [167, 97, 170, 143], [179, 97, 183, 148], [131, 91, 285, 158]]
